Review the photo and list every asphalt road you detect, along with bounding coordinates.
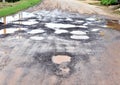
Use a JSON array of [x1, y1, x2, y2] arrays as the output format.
[[0, 10, 120, 85]]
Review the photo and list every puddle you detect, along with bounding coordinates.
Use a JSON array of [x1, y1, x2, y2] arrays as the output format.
[[45, 23, 88, 29], [0, 10, 113, 42], [106, 20, 120, 31], [28, 29, 44, 34], [45, 23, 76, 29], [30, 36, 44, 40], [86, 16, 101, 22], [54, 29, 69, 34], [70, 35, 89, 40], [75, 20, 85, 24], [14, 20, 38, 25], [52, 55, 71, 64], [70, 31, 86, 35], [0, 28, 27, 35], [0, 12, 36, 24], [33, 52, 74, 77], [86, 17, 97, 21], [91, 29, 100, 32], [52, 54, 72, 77], [78, 25, 88, 28], [66, 18, 73, 21]]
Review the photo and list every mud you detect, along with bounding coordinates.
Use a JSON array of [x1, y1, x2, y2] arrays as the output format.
[[106, 19, 120, 31]]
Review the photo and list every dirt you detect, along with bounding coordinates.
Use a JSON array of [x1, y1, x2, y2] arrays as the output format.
[[28, 0, 120, 20]]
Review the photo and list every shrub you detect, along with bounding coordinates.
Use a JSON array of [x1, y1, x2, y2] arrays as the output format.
[[101, 0, 118, 5], [6, 0, 20, 2]]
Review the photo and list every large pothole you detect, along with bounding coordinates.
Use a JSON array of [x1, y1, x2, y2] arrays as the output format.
[[52, 55, 72, 77], [52, 55, 71, 64], [34, 52, 74, 78]]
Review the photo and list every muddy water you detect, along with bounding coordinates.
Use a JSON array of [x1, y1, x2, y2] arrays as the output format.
[[0, 10, 120, 85], [0, 10, 118, 40], [106, 20, 120, 31]]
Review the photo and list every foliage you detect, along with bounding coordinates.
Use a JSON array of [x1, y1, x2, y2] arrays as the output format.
[[0, 0, 41, 17], [6, 0, 20, 2], [101, 0, 118, 5], [0, 0, 20, 2]]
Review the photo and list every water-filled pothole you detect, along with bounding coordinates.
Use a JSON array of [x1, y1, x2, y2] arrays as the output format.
[[70, 31, 87, 35], [30, 36, 44, 41], [34, 52, 74, 78], [106, 20, 120, 31], [70, 35, 90, 40], [52, 55, 71, 64], [54, 29, 69, 34]]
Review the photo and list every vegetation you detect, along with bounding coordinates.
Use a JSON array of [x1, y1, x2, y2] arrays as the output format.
[[6, 0, 20, 2], [101, 0, 118, 5], [0, 0, 41, 17]]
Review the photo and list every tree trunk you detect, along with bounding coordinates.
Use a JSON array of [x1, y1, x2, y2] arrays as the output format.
[[2, 0, 5, 3]]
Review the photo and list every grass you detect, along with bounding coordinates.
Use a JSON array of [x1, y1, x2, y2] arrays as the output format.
[[0, 0, 41, 17]]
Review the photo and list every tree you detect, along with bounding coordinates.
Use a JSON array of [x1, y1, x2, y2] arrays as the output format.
[[2, 0, 5, 3], [101, 0, 118, 5]]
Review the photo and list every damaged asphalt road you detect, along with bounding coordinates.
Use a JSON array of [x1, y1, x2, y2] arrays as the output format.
[[0, 10, 120, 85]]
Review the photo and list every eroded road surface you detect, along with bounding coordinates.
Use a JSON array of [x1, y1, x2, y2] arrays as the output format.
[[0, 8, 120, 85]]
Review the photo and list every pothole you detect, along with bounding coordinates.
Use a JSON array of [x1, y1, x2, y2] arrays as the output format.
[[75, 20, 84, 23], [34, 52, 74, 78], [14, 20, 38, 25], [0, 28, 27, 35], [70, 31, 86, 35], [52, 55, 71, 64], [91, 29, 100, 32], [30, 36, 44, 40], [86, 17, 97, 21], [70, 35, 89, 40], [106, 19, 120, 31], [45, 23, 76, 29], [54, 29, 69, 34], [27, 29, 45, 34], [52, 55, 72, 77], [55, 66, 70, 77]]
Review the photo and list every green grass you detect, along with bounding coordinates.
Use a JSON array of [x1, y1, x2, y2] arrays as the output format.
[[0, 0, 41, 17], [101, 0, 118, 5]]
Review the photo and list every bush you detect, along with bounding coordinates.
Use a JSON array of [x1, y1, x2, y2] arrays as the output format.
[[101, 0, 118, 5], [6, 0, 20, 2]]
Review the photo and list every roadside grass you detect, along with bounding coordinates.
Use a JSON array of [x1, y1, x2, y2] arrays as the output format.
[[0, 0, 41, 17]]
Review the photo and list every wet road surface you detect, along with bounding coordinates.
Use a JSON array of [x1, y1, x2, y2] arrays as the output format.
[[0, 10, 120, 85]]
